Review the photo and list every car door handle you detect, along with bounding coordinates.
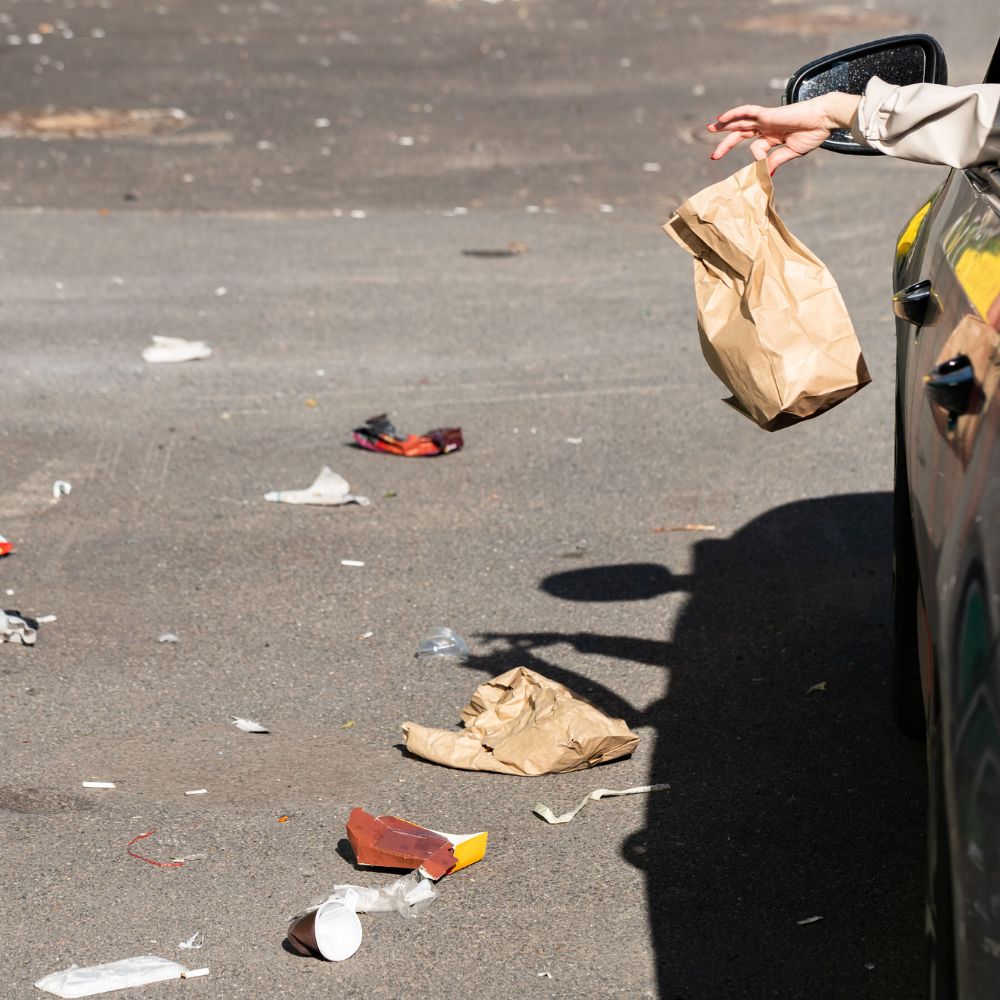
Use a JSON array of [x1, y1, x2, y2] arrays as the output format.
[[924, 354, 977, 427], [893, 279, 937, 326]]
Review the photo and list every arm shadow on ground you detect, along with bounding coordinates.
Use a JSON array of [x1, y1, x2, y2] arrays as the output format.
[[460, 492, 927, 1000]]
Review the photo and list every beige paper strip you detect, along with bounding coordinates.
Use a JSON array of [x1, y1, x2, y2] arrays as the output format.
[[533, 783, 670, 825]]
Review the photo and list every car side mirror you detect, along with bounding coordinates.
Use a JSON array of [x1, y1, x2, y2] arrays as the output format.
[[784, 34, 948, 155]]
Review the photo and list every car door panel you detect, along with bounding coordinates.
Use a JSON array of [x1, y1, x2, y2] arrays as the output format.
[[900, 164, 1000, 996]]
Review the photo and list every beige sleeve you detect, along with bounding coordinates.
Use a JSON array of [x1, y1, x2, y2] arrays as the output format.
[[850, 76, 1000, 168]]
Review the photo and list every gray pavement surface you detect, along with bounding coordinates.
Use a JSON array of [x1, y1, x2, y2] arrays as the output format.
[[1, 1, 997, 998]]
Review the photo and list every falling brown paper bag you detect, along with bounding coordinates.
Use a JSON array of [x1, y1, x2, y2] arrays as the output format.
[[402, 666, 639, 776], [664, 160, 870, 431]]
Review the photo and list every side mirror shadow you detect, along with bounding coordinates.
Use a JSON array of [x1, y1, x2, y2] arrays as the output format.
[[784, 34, 947, 155]]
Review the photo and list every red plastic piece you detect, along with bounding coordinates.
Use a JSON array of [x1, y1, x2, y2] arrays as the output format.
[[346, 807, 456, 879], [353, 414, 463, 457]]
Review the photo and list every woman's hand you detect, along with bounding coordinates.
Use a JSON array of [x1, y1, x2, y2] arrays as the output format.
[[706, 92, 861, 172]]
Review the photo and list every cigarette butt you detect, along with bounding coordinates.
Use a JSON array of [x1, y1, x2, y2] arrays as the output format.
[[185, 789, 208, 796], [340, 559, 365, 567], [82, 781, 116, 789], [182, 968, 210, 979]]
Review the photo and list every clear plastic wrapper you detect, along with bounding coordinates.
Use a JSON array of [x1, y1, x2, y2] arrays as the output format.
[[415, 626, 469, 661]]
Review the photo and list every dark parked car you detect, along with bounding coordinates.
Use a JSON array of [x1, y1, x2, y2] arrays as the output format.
[[786, 32, 1000, 1000]]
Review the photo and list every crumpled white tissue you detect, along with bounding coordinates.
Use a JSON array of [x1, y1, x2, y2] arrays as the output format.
[[264, 467, 370, 507], [1, 610, 37, 645], [142, 336, 212, 364]]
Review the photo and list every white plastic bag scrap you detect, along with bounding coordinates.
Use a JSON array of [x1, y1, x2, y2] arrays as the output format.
[[323, 872, 439, 919], [142, 336, 212, 364], [1, 610, 37, 645], [264, 467, 370, 507], [34, 956, 194, 998]]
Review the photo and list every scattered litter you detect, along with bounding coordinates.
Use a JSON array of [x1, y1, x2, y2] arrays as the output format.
[[533, 783, 670, 824], [341, 720, 355, 729], [350, 209, 367, 219], [82, 781, 116, 789], [358, 630, 374, 639], [278, 815, 289, 823], [34, 956, 199, 998], [36, 614, 57, 624], [170, 852, 208, 863], [1, 610, 37, 645], [462, 242, 527, 258], [142, 336, 212, 364], [178, 932, 203, 951], [182, 969, 209, 980], [565, 437, 583, 444], [52, 480, 72, 499], [807, 681, 828, 694], [353, 413, 462, 457], [0, 107, 189, 140], [185, 789, 208, 796], [0, 534, 12, 557], [314, 117, 330, 128], [538, 972, 552, 979], [653, 523, 717, 533], [643, 162, 662, 172], [286, 871, 438, 966], [126, 829, 185, 868], [158, 633, 179, 643], [264, 467, 370, 507], [397, 135, 415, 146], [403, 666, 639, 776], [214, 286, 227, 297], [340, 559, 365, 567], [231, 716, 269, 734], [286, 875, 438, 960], [304, 397, 318, 408], [347, 808, 488, 880], [415, 626, 470, 661], [599, 204, 614, 213], [797, 915, 824, 926]]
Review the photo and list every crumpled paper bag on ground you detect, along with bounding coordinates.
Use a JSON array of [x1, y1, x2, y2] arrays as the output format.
[[664, 160, 870, 431], [402, 666, 639, 776]]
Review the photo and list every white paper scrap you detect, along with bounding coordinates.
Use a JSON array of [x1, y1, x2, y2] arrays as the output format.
[[142, 336, 212, 364], [264, 467, 370, 507], [82, 781, 116, 789], [158, 633, 179, 643], [533, 783, 670, 825], [231, 716, 269, 734], [34, 955, 190, 998], [178, 931, 204, 951], [185, 789, 208, 796], [52, 480, 72, 499]]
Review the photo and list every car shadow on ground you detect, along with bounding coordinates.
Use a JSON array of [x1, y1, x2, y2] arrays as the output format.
[[461, 493, 927, 1000]]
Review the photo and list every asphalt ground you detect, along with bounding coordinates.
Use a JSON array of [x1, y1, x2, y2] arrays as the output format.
[[1, 1, 997, 998]]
